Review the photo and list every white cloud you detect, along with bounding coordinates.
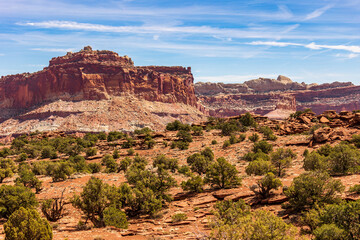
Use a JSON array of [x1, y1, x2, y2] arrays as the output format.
[[335, 53, 359, 59], [0, 53, 4, 56], [304, 4, 334, 20], [248, 41, 360, 54], [31, 48, 75, 52]]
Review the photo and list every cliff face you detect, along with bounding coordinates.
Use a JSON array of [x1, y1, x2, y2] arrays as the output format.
[[0, 47, 205, 135], [0, 47, 198, 115], [195, 76, 359, 119]]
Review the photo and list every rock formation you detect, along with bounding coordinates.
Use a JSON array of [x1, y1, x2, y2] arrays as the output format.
[[195, 76, 359, 119], [0, 47, 205, 135]]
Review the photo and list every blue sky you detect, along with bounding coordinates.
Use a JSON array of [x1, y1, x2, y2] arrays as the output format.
[[0, 0, 359, 84]]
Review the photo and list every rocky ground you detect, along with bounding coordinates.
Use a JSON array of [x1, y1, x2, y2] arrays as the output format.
[[1, 112, 360, 239]]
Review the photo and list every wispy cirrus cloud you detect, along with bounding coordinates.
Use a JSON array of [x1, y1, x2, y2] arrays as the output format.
[[248, 41, 360, 53], [304, 4, 334, 20], [31, 48, 75, 52]]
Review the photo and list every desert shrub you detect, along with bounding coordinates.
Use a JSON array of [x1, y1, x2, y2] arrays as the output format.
[[88, 163, 101, 173], [290, 108, 312, 119], [171, 213, 187, 222], [351, 134, 360, 148], [47, 161, 74, 182], [101, 155, 118, 173], [127, 148, 135, 155], [103, 206, 128, 229], [284, 171, 344, 211], [69, 155, 90, 173], [134, 127, 153, 135], [249, 133, 259, 142], [245, 159, 274, 176], [251, 172, 282, 198], [15, 166, 43, 193], [0, 158, 16, 183], [4, 207, 52, 240], [259, 126, 277, 141], [41, 146, 58, 159], [303, 149, 310, 157], [238, 133, 246, 142], [327, 143, 360, 175], [302, 200, 360, 239], [210, 200, 296, 240], [0, 184, 38, 219], [0, 147, 11, 158], [223, 140, 231, 149], [181, 175, 204, 193], [192, 126, 203, 136], [153, 155, 178, 173], [239, 112, 256, 127], [303, 152, 328, 171], [122, 137, 135, 149], [270, 148, 297, 177], [211, 140, 217, 145], [86, 148, 97, 157], [32, 161, 50, 175], [205, 157, 241, 189], [253, 140, 273, 154], [317, 144, 333, 157], [107, 131, 124, 142], [187, 148, 214, 174], [145, 139, 156, 149], [176, 141, 190, 150], [243, 150, 270, 162], [119, 157, 132, 172], [178, 165, 191, 176], [349, 184, 360, 194], [176, 130, 193, 143], [17, 153, 28, 162], [72, 177, 126, 228], [221, 122, 239, 136], [166, 120, 191, 131], [113, 149, 120, 159]]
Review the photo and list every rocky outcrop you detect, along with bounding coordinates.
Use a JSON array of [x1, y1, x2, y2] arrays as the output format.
[[0, 47, 206, 135], [0, 47, 199, 119], [195, 75, 360, 119]]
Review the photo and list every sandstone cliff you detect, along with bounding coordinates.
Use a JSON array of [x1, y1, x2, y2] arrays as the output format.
[[0, 47, 205, 135], [195, 76, 360, 119]]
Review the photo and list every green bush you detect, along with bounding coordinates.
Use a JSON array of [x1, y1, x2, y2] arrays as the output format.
[[166, 120, 191, 131], [153, 155, 178, 173], [86, 148, 97, 157], [171, 213, 187, 222], [178, 165, 191, 176], [181, 175, 204, 193], [253, 140, 273, 154], [349, 184, 360, 194], [101, 155, 118, 173], [192, 126, 203, 136], [122, 137, 135, 149], [113, 149, 120, 159], [251, 172, 282, 198], [0, 185, 38, 219], [103, 206, 128, 229], [0, 158, 16, 183], [351, 134, 360, 148], [270, 148, 296, 177], [187, 148, 214, 174], [303, 152, 328, 171], [72, 177, 122, 228], [15, 166, 42, 193], [205, 157, 241, 189], [302, 200, 360, 239], [134, 127, 153, 135], [4, 207, 52, 240], [327, 143, 360, 175], [127, 148, 135, 155], [245, 159, 274, 176], [259, 126, 277, 140], [107, 131, 124, 142], [47, 162, 74, 182], [317, 144, 333, 157], [284, 171, 344, 211], [176, 141, 190, 150], [211, 140, 217, 145], [239, 112, 256, 127], [243, 150, 270, 162], [176, 130, 193, 143], [32, 161, 50, 175], [222, 140, 231, 149], [17, 153, 28, 162], [249, 133, 259, 142], [88, 162, 101, 173], [41, 146, 58, 159], [210, 200, 296, 240], [119, 157, 132, 172]]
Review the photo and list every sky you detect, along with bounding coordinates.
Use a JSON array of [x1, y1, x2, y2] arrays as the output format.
[[0, 0, 359, 84]]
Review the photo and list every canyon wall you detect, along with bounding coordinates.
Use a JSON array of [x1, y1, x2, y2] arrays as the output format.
[[195, 76, 359, 119]]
